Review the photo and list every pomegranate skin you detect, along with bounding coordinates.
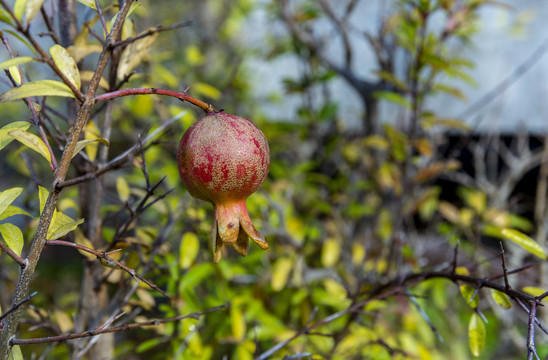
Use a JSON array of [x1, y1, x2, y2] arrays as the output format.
[[177, 112, 270, 262]]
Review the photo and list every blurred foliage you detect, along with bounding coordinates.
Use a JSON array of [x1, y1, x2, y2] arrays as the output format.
[[0, 0, 547, 359]]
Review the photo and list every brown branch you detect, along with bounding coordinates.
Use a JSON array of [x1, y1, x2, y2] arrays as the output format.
[[93, 87, 215, 113], [0, 292, 37, 322], [110, 20, 192, 48], [45, 240, 168, 298], [11, 304, 227, 346], [0, 241, 26, 268]]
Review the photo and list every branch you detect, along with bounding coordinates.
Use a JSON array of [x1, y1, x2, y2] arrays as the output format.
[[10, 304, 227, 346], [0, 292, 36, 322], [0, 242, 26, 268], [110, 20, 192, 48], [45, 240, 168, 298], [93, 87, 215, 113]]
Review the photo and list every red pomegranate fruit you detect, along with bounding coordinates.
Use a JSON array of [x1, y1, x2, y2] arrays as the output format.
[[177, 111, 270, 262]]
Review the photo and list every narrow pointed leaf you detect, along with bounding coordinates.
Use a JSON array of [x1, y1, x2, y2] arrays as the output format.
[[179, 232, 199, 269], [75, 0, 96, 9], [0, 187, 23, 217], [0, 205, 31, 221], [38, 186, 49, 214], [460, 284, 479, 308], [0, 80, 75, 103], [8, 129, 52, 165], [48, 216, 84, 240], [50, 44, 81, 89], [0, 56, 34, 72], [71, 138, 110, 159], [0, 223, 24, 256], [0, 121, 31, 150], [25, 0, 45, 22], [502, 228, 547, 259], [468, 312, 486, 356], [490, 289, 512, 309], [13, 0, 27, 20], [8, 66, 21, 84]]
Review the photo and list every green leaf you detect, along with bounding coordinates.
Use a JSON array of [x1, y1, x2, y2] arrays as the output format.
[[0, 80, 75, 102], [0, 9, 14, 25], [116, 177, 131, 203], [50, 44, 81, 89], [47, 212, 84, 240], [75, 0, 96, 9], [0, 56, 34, 72], [468, 312, 486, 357], [501, 229, 547, 259], [230, 301, 246, 341], [192, 82, 222, 100], [0, 223, 24, 256], [0, 121, 31, 150], [0, 187, 23, 218], [460, 284, 479, 308], [179, 232, 199, 269], [38, 186, 49, 214], [271, 257, 293, 291], [8, 345, 23, 360], [25, 0, 45, 22], [2, 30, 38, 56], [8, 129, 52, 165], [522, 286, 547, 299], [13, 0, 27, 21], [490, 289, 512, 309], [71, 138, 110, 159], [0, 205, 31, 221], [374, 91, 411, 109]]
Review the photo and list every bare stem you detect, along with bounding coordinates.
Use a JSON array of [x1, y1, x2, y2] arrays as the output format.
[[0, 242, 26, 268], [10, 304, 227, 346], [94, 88, 215, 113]]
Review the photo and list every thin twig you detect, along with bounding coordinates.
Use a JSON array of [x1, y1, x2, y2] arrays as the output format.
[[499, 242, 511, 291], [110, 20, 192, 48], [0, 242, 26, 268], [0, 292, 37, 322], [11, 304, 227, 345], [95, 0, 108, 38], [45, 240, 169, 298]]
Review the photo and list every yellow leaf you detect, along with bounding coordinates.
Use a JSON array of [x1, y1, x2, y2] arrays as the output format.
[[192, 82, 221, 100], [8, 129, 52, 165], [80, 71, 109, 89], [0, 80, 75, 102], [271, 257, 293, 291], [490, 289, 512, 309], [75, 0, 96, 9], [0, 187, 23, 217], [230, 301, 246, 342], [38, 186, 49, 214], [468, 312, 486, 356], [136, 288, 156, 310], [502, 229, 547, 260], [50, 44, 81, 89], [8, 345, 23, 360], [116, 177, 131, 203], [72, 137, 110, 161], [0, 121, 31, 150], [522, 286, 547, 299], [460, 284, 479, 308], [321, 238, 341, 267], [117, 32, 158, 80], [185, 45, 206, 66], [8, 66, 21, 85], [351, 242, 365, 266], [54, 308, 73, 333], [13, 0, 27, 21], [74, 231, 96, 261], [25, 0, 45, 22], [0, 223, 24, 256], [179, 232, 199, 269]]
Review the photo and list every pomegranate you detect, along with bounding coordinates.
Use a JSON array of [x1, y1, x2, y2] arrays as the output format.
[[177, 111, 270, 262]]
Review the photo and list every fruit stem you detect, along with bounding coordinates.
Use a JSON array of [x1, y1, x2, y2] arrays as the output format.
[[94, 88, 217, 113]]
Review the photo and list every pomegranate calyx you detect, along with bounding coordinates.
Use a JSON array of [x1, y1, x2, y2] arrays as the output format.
[[212, 200, 268, 263]]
